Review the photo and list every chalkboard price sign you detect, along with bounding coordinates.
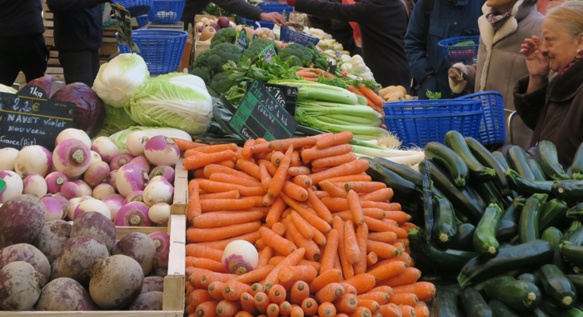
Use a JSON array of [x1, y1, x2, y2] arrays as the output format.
[[229, 80, 298, 141], [0, 85, 76, 151]]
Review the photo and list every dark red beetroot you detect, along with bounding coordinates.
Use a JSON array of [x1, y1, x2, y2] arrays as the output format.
[[0, 243, 51, 287], [70, 211, 116, 251], [0, 261, 43, 311], [89, 254, 144, 310], [0, 195, 46, 249], [35, 277, 98, 311], [141, 276, 164, 293], [112, 232, 156, 276], [52, 236, 109, 285], [32, 219, 72, 263], [128, 291, 163, 310]]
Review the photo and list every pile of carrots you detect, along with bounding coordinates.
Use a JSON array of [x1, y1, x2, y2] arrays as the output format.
[[174, 131, 435, 317]]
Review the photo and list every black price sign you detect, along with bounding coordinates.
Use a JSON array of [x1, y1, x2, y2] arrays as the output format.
[[260, 44, 277, 64], [236, 29, 250, 52], [112, 3, 139, 52], [0, 85, 75, 151], [229, 80, 298, 141]]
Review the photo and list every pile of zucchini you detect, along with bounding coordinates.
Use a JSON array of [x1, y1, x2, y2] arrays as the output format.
[[364, 130, 583, 316]]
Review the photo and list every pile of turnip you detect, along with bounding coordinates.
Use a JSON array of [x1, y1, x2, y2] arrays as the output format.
[[0, 128, 180, 311]]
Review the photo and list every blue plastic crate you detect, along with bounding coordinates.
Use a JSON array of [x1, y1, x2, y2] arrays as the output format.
[[118, 29, 187, 75], [382, 99, 483, 148], [135, 14, 149, 28], [147, 0, 185, 24], [438, 35, 480, 65], [240, 17, 275, 30], [457, 91, 506, 150], [113, 0, 153, 16], [280, 26, 319, 47], [258, 2, 293, 19]]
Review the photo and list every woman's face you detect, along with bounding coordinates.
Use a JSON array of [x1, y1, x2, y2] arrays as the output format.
[[540, 19, 582, 72], [485, 0, 516, 13]]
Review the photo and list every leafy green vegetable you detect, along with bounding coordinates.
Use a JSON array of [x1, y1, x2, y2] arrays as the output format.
[[278, 43, 313, 67], [206, 43, 242, 74], [241, 39, 278, 63], [425, 90, 442, 99], [190, 66, 212, 85], [98, 104, 137, 136], [210, 27, 238, 48], [209, 71, 234, 96]]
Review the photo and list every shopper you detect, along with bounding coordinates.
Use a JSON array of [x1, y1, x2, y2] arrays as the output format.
[[404, 0, 482, 99], [285, 0, 412, 88], [182, 0, 286, 31], [448, 0, 543, 149], [47, 0, 111, 87], [0, 0, 48, 87], [513, 1, 583, 168]]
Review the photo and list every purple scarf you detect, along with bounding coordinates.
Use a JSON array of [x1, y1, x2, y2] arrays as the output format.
[[486, 11, 512, 30], [558, 53, 583, 76]]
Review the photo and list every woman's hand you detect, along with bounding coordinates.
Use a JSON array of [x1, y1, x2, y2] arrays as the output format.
[[520, 36, 550, 78], [259, 12, 287, 25]]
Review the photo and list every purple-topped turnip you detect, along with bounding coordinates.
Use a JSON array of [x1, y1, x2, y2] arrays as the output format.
[[52, 194, 70, 219], [41, 195, 68, 221], [102, 194, 124, 219], [67, 196, 91, 220], [148, 231, 170, 269], [83, 161, 110, 187], [52, 137, 92, 178], [32, 219, 72, 263], [74, 198, 111, 220], [115, 162, 149, 197], [45, 171, 69, 194], [123, 190, 144, 205], [114, 201, 151, 227], [70, 211, 116, 250], [23, 174, 48, 198], [108, 169, 118, 191], [61, 180, 91, 200], [92, 183, 116, 200], [143, 178, 174, 206], [109, 153, 134, 171], [149, 165, 175, 184], [0, 170, 23, 203], [55, 128, 91, 149], [221, 240, 259, 275], [130, 155, 151, 174], [91, 136, 120, 163], [14, 145, 53, 177], [0, 147, 19, 171], [0, 195, 45, 248], [89, 150, 103, 165], [126, 130, 149, 156], [144, 135, 180, 167]]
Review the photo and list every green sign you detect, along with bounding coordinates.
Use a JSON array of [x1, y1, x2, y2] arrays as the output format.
[[260, 44, 277, 63], [229, 80, 297, 141], [0, 179, 5, 195]]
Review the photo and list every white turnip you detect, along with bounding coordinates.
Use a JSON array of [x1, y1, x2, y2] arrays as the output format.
[[35, 277, 98, 311], [127, 291, 163, 310], [115, 162, 149, 197], [149, 165, 175, 183], [22, 173, 48, 198], [149, 231, 170, 269], [89, 150, 102, 165], [91, 136, 120, 163], [0, 243, 51, 287], [55, 127, 91, 149], [67, 195, 91, 220], [143, 178, 174, 206], [14, 145, 53, 177], [144, 135, 180, 166], [74, 197, 112, 220], [0, 194, 46, 248], [114, 201, 151, 227], [0, 170, 23, 203], [102, 194, 124, 220], [0, 147, 18, 171], [89, 254, 144, 309], [148, 202, 171, 225], [92, 183, 116, 200], [45, 171, 69, 194], [70, 211, 116, 250], [32, 219, 71, 263], [222, 240, 259, 275], [83, 161, 110, 187], [126, 130, 149, 156], [112, 232, 156, 276], [41, 195, 67, 221], [0, 261, 43, 311], [52, 138, 92, 178], [52, 236, 109, 285]]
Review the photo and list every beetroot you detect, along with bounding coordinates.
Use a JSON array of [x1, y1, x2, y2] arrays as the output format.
[[70, 211, 116, 250], [0, 243, 51, 287], [128, 291, 163, 310], [0, 261, 43, 311], [0, 194, 46, 249], [52, 236, 109, 285], [33, 219, 72, 263], [35, 277, 98, 311], [142, 276, 164, 293], [112, 232, 156, 276], [89, 254, 144, 309]]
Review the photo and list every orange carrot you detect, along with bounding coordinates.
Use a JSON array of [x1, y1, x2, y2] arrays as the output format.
[[342, 273, 376, 294], [310, 159, 370, 185], [312, 152, 358, 170], [400, 304, 416, 317], [283, 180, 309, 201], [221, 280, 252, 302], [388, 292, 419, 306], [296, 69, 318, 78], [349, 306, 373, 317], [321, 197, 350, 212], [307, 188, 333, 224], [300, 297, 319, 316], [285, 219, 321, 262], [280, 193, 332, 233], [291, 174, 313, 188], [309, 268, 343, 293], [380, 267, 421, 287], [199, 197, 259, 212], [251, 135, 320, 154], [183, 149, 235, 170], [414, 301, 430, 317], [267, 145, 293, 198], [266, 302, 280, 317], [315, 131, 354, 149], [195, 300, 219, 317], [361, 200, 401, 211], [301, 143, 353, 163], [208, 280, 226, 300], [353, 222, 369, 275], [186, 256, 225, 272], [364, 217, 408, 238], [265, 197, 286, 227], [197, 179, 264, 197], [235, 159, 262, 180], [172, 137, 208, 151], [209, 172, 262, 187], [290, 304, 305, 317], [203, 163, 260, 183], [318, 301, 337, 317], [334, 293, 359, 314], [312, 68, 336, 79], [185, 143, 238, 155], [186, 244, 223, 261], [241, 139, 254, 159], [186, 221, 261, 243], [267, 283, 287, 304], [263, 248, 306, 291], [192, 210, 264, 228], [326, 173, 372, 183], [250, 283, 264, 296], [189, 289, 212, 308], [357, 298, 381, 314], [319, 228, 339, 273], [359, 187, 394, 202], [366, 231, 398, 244], [288, 166, 311, 176], [315, 282, 345, 304], [392, 282, 436, 302], [270, 150, 285, 166], [290, 280, 310, 305], [347, 189, 364, 225], [199, 190, 241, 200], [259, 161, 273, 192], [254, 291, 271, 314], [344, 220, 361, 265], [240, 292, 258, 315], [366, 239, 402, 259], [377, 303, 402, 317], [320, 179, 349, 198], [358, 83, 385, 109], [271, 221, 286, 236], [259, 226, 297, 256], [234, 312, 253, 317], [187, 179, 202, 222], [384, 210, 412, 224], [278, 265, 318, 284], [333, 216, 354, 279], [233, 264, 274, 284], [357, 291, 390, 305], [279, 301, 292, 316]]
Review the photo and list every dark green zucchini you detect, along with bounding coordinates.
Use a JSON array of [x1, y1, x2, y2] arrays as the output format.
[[461, 287, 493, 317], [505, 168, 555, 196], [538, 263, 577, 309], [521, 308, 551, 317], [484, 277, 542, 312], [539, 198, 569, 232], [566, 274, 583, 296], [554, 180, 583, 201], [518, 272, 540, 285], [571, 143, 583, 180], [457, 239, 553, 288], [420, 159, 485, 225], [560, 242, 583, 270], [373, 157, 423, 187], [539, 299, 583, 317], [448, 222, 476, 251], [493, 150, 511, 171], [567, 226, 583, 246], [507, 145, 537, 181], [409, 227, 478, 270], [496, 219, 518, 243], [444, 130, 496, 181], [432, 193, 458, 245], [363, 157, 421, 198], [465, 136, 510, 194], [430, 287, 463, 317], [566, 203, 583, 221], [519, 193, 549, 243], [473, 180, 507, 208], [527, 154, 548, 181], [473, 203, 504, 257], [488, 299, 520, 317], [538, 140, 570, 180], [541, 226, 566, 272], [502, 197, 526, 223], [424, 141, 469, 187]]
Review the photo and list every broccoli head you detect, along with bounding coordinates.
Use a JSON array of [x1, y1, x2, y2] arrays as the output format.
[[210, 27, 238, 48], [241, 39, 279, 63], [209, 71, 234, 96], [278, 43, 313, 67], [192, 49, 212, 68], [189, 66, 212, 85], [207, 43, 242, 74]]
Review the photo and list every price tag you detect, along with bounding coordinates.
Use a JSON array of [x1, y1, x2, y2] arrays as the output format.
[[260, 44, 277, 64], [111, 4, 140, 52], [0, 179, 5, 195], [236, 29, 250, 52], [0, 85, 76, 151], [229, 80, 298, 141]]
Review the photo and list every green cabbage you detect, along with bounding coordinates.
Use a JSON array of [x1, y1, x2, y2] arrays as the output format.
[[109, 126, 192, 152], [125, 73, 213, 136]]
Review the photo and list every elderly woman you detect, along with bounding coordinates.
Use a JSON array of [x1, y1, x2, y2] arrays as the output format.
[[513, 1, 583, 168], [449, 0, 543, 150]]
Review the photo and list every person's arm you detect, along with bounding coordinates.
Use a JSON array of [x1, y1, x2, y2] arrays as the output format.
[[403, 0, 433, 84], [513, 75, 547, 130], [47, 0, 108, 11], [520, 35, 550, 93], [213, 0, 284, 24], [288, 0, 371, 22], [448, 62, 476, 94]]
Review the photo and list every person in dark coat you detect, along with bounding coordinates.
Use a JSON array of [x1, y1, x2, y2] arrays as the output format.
[[47, 0, 111, 87], [0, 0, 48, 86], [404, 0, 482, 99], [182, 0, 286, 30], [308, 2, 362, 57], [513, 1, 583, 168], [286, 0, 411, 88]]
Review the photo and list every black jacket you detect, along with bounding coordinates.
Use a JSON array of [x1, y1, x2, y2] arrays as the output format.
[[0, 0, 44, 37], [294, 0, 410, 88], [182, 0, 263, 29], [47, 0, 106, 51]]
